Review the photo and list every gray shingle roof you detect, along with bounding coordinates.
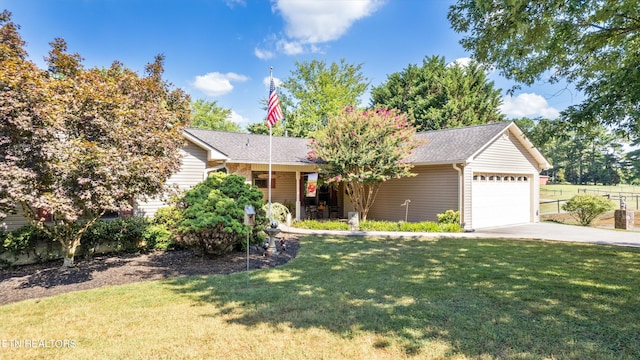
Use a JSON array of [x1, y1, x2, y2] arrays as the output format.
[[185, 122, 538, 167], [185, 128, 314, 165], [411, 122, 512, 164]]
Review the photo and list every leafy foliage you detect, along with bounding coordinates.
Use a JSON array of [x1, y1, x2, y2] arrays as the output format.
[[0, 217, 169, 267], [141, 224, 174, 250], [293, 220, 350, 231], [263, 202, 290, 224], [0, 225, 54, 263], [561, 194, 615, 226], [448, 0, 640, 136], [176, 172, 266, 256], [371, 55, 504, 131], [516, 118, 629, 185], [437, 210, 460, 224], [190, 98, 241, 132], [292, 219, 462, 232], [309, 107, 422, 220], [0, 12, 191, 266], [79, 217, 150, 255], [249, 59, 369, 137]]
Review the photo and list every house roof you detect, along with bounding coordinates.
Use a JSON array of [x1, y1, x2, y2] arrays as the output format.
[[411, 122, 510, 164], [184, 128, 314, 165], [184, 121, 551, 170], [412, 122, 551, 169]]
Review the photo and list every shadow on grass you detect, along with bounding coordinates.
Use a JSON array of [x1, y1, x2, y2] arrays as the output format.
[[166, 236, 640, 358]]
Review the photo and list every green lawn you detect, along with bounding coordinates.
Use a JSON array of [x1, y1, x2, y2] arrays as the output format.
[[2, 236, 640, 359]]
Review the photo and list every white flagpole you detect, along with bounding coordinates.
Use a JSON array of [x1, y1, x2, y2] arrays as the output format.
[[268, 67, 273, 223]]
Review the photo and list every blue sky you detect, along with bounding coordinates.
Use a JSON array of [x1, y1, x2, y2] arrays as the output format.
[[4, 0, 581, 128]]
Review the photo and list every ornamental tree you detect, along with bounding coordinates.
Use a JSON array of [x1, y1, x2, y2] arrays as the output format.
[[0, 12, 191, 267], [308, 107, 423, 221]]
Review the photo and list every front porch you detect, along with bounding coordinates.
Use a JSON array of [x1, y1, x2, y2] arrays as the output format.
[[226, 163, 345, 221]]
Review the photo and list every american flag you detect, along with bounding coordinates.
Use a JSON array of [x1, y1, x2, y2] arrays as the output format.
[[267, 77, 283, 128]]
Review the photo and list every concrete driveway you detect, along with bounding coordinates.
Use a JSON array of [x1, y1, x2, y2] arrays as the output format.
[[282, 222, 640, 248], [471, 222, 640, 248]]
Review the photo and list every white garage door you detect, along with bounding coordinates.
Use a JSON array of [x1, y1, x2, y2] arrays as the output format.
[[472, 173, 531, 228]]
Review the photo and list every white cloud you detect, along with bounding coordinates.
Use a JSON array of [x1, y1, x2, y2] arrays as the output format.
[[192, 72, 249, 97], [277, 39, 305, 55], [262, 76, 282, 87], [254, 47, 275, 60], [257, 0, 383, 58], [275, 0, 384, 43], [225, 0, 245, 8], [449, 57, 472, 68], [500, 93, 560, 119], [228, 110, 249, 124]]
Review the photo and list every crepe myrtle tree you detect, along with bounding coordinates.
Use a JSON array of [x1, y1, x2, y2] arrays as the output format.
[[0, 12, 191, 267], [308, 106, 423, 221]]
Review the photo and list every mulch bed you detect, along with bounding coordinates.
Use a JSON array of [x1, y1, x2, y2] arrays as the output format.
[[0, 234, 300, 306]]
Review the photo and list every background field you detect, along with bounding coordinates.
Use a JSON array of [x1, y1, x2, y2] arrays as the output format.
[[540, 184, 640, 227]]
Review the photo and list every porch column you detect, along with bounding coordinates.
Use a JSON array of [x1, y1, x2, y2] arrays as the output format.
[[295, 171, 301, 220]]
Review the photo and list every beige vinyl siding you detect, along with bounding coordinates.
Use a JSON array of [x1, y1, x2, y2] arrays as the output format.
[[135, 141, 208, 218], [471, 132, 539, 173], [1, 207, 29, 232], [462, 165, 473, 228], [367, 165, 459, 222], [255, 172, 297, 205]]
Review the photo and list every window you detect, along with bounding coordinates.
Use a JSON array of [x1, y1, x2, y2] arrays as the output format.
[[253, 172, 276, 188]]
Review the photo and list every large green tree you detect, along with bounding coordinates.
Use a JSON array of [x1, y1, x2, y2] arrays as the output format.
[[249, 59, 369, 137], [516, 117, 627, 185], [308, 107, 422, 221], [371, 56, 504, 131], [190, 99, 241, 132], [0, 12, 191, 267], [448, 0, 640, 136]]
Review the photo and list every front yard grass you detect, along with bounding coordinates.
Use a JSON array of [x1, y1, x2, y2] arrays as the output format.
[[1, 236, 639, 359]]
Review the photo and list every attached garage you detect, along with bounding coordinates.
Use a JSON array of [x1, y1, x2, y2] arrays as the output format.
[[363, 122, 551, 229], [471, 173, 532, 228]]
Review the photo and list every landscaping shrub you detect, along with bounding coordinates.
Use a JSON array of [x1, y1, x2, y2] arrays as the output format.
[[359, 221, 400, 231], [263, 202, 290, 224], [562, 194, 615, 226], [80, 216, 151, 255], [153, 206, 182, 230], [399, 221, 438, 232], [292, 219, 462, 233], [437, 223, 464, 232], [142, 223, 174, 250], [1, 216, 172, 267], [293, 220, 350, 231], [0, 225, 55, 265], [437, 210, 460, 224], [176, 172, 266, 256]]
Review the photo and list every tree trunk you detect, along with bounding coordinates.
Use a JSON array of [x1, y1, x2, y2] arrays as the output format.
[[61, 239, 80, 268], [345, 181, 381, 222]]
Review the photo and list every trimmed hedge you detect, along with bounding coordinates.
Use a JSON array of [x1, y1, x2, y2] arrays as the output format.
[[293, 219, 462, 233], [1, 216, 172, 268]]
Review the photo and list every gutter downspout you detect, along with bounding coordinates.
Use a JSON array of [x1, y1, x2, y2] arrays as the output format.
[[452, 163, 465, 229]]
